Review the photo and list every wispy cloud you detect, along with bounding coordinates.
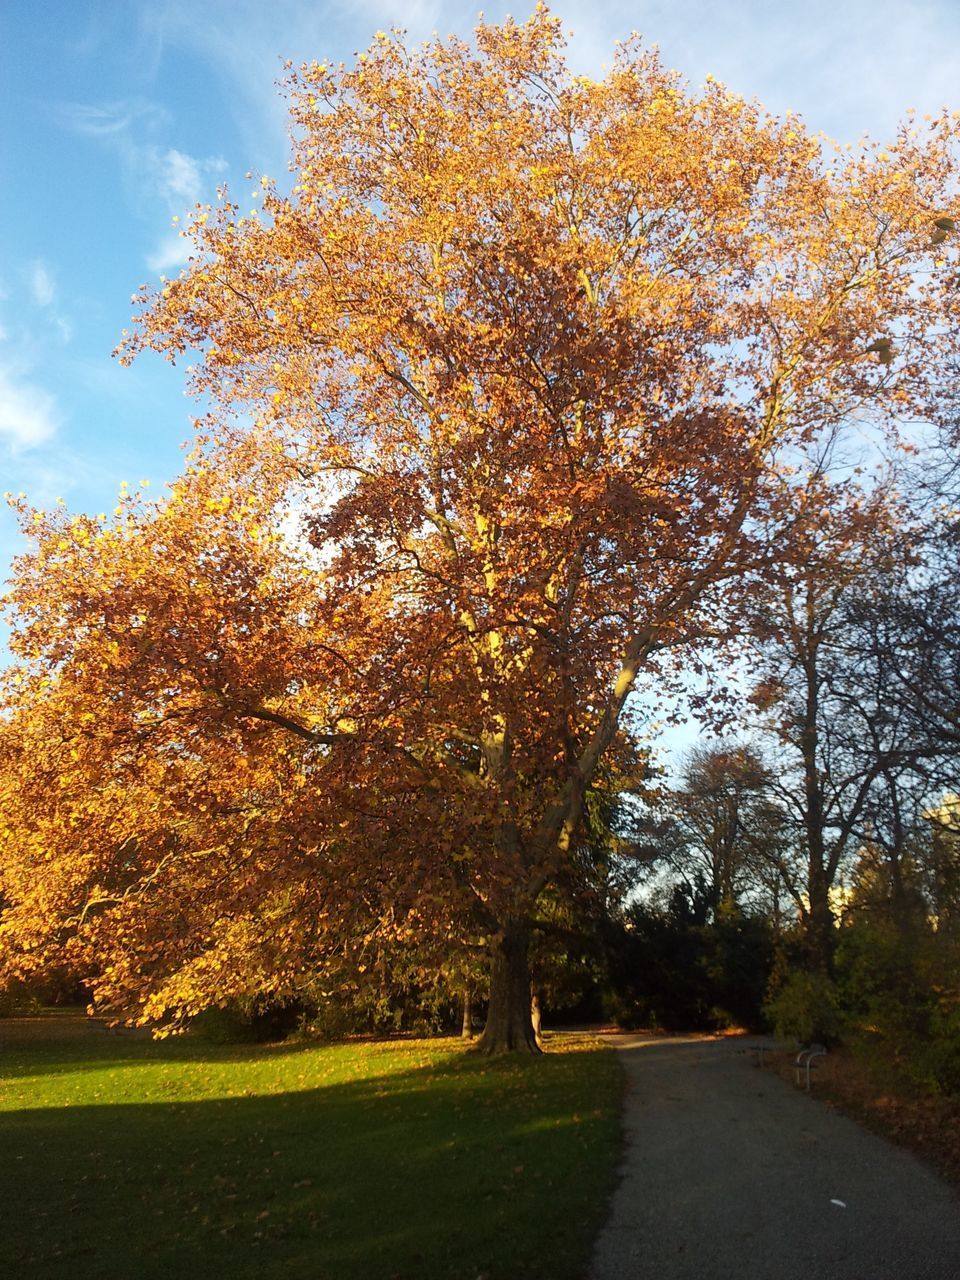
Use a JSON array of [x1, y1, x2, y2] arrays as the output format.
[[160, 147, 210, 204], [552, 0, 960, 141], [20, 262, 73, 343], [143, 146, 228, 210], [57, 98, 168, 139], [145, 231, 191, 274], [56, 96, 226, 273], [0, 365, 60, 451], [3, 446, 121, 511], [135, 0, 446, 165], [29, 262, 56, 309], [137, 148, 227, 271], [131, 0, 960, 175], [0, 274, 68, 451]]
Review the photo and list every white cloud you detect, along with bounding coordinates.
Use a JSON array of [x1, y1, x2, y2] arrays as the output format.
[[136, 0, 448, 164], [0, 366, 60, 451], [132, 0, 960, 176], [57, 97, 225, 203], [3, 447, 119, 512], [160, 148, 205, 204], [146, 231, 191, 274], [138, 148, 226, 270], [30, 262, 55, 308], [551, 0, 960, 143], [20, 263, 72, 343], [143, 145, 227, 209], [56, 94, 226, 272]]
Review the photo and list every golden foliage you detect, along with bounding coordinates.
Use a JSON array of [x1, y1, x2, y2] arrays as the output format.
[[4, 8, 960, 1027]]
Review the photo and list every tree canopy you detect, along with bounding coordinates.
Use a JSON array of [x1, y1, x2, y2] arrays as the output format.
[[3, 7, 960, 1050]]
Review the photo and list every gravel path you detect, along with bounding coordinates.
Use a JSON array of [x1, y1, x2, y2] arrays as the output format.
[[589, 1033, 960, 1280]]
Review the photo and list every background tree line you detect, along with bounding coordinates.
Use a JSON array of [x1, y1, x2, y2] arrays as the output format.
[[599, 418, 960, 1097]]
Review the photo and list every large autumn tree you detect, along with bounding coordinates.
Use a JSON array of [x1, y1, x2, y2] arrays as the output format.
[[4, 8, 960, 1050]]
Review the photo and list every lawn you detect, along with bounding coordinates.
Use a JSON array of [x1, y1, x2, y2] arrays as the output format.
[[0, 1017, 623, 1279]]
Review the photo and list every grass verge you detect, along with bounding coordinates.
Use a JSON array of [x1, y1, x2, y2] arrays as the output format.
[[0, 1017, 622, 1280]]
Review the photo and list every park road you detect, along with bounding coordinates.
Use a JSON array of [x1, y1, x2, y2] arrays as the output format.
[[588, 1033, 960, 1280]]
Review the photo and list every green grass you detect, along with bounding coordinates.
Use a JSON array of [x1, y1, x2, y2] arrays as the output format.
[[0, 1020, 623, 1279]]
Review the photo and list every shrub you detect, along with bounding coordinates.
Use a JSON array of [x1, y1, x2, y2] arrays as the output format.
[[835, 921, 934, 1050], [0, 981, 42, 1018], [764, 969, 842, 1045], [601, 902, 775, 1032], [191, 996, 311, 1043], [926, 1037, 960, 1095], [922, 1003, 960, 1095]]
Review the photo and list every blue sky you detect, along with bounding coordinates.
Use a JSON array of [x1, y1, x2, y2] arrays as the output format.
[[2, 0, 960, 612]]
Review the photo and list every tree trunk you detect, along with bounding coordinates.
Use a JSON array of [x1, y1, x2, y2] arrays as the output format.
[[475, 919, 541, 1054], [530, 989, 543, 1049], [807, 870, 835, 975], [461, 991, 473, 1040], [772, 878, 782, 935]]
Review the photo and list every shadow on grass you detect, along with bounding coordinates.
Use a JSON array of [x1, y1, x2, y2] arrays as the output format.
[[0, 1026, 320, 1079], [0, 1037, 621, 1280]]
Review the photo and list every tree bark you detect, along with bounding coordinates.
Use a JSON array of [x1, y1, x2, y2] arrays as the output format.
[[461, 990, 473, 1039], [475, 919, 541, 1054], [530, 988, 543, 1049], [806, 869, 836, 975]]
